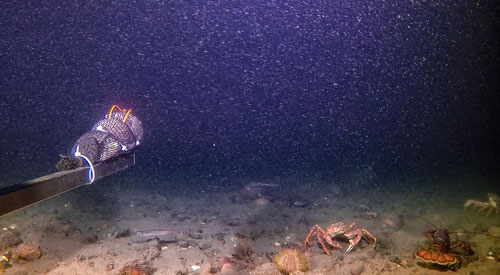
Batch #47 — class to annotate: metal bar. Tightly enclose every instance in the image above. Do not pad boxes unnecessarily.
[0,153,135,217]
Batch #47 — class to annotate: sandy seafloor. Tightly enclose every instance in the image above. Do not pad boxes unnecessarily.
[1,168,500,275]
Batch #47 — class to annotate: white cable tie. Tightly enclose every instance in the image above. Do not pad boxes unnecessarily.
[73,145,96,184]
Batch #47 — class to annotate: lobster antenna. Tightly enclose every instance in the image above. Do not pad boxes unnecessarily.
[417,216,440,229]
[417,216,494,237]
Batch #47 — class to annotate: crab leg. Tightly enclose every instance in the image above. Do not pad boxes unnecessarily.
[362,229,377,247]
[304,224,341,255]
[477,204,489,212]
[323,234,342,252]
[304,225,331,254]
[304,225,325,247]
[486,207,493,217]
[316,233,331,255]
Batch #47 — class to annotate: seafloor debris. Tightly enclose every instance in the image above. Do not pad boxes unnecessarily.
[0,229,22,250]
[133,229,181,243]
[232,241,255,268]
[219,262,238,275]
[0,250,13,273]
[291,200,309,208]
[217,256,232,270]
[357,203,377,218]
[274,248,308,274]
[382,215,401,229]
[55,154,82,171]
[249,263,281,275]
[14,243,41,261]
[118,260,156,275]
[235,182,280,202]
[80,232,98,244]
[114,228,131,238]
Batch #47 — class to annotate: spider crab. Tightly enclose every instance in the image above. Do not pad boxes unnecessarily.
[304,222,376,255]
[464,193,499,216]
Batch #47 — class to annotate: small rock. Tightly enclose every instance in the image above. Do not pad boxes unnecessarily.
[249,263,281,275]
[105,262,115,271]
[142,239,161,260]
[200,243,211,250]
[178,241,190,248]
[212,233,226,243]
[220,263,238,275]
[118,260,155,275]
[81,233,98,244]
[114,228,131,238]
[292,200,309,207]
[189,232,203,239]
[227,220,240,227]
[0,230,22,249]
[217,256,232,269]
[199,262,214,274]
[15,243,41,261]
[350,263,364,275]
[76,254,86,262]
[62,224,78,236]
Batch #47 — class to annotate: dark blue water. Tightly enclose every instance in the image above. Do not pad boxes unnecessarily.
[1,0,499,185]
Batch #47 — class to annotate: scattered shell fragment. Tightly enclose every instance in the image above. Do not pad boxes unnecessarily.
[8,224,19,230]
[191,265,201,271]
[292,200,309,207]
[274,242,281,246]
[366,211,377,218]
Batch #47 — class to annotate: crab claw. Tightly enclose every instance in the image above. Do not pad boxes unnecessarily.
[346,235,361,253]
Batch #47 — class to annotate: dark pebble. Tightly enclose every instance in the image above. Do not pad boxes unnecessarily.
[76,254,86,262]
[189,232,203,239]
[200,243,211,250]
[81,233,98,244]
[212,233,226,244]
[0,230,22,249]
[105,263,114,271]
[201,218,212,224]
[178,241,190,248]
[114,228,131,238]
[63,224,77,236]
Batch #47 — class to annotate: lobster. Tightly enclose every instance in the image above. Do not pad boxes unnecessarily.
[414,228,474,271]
